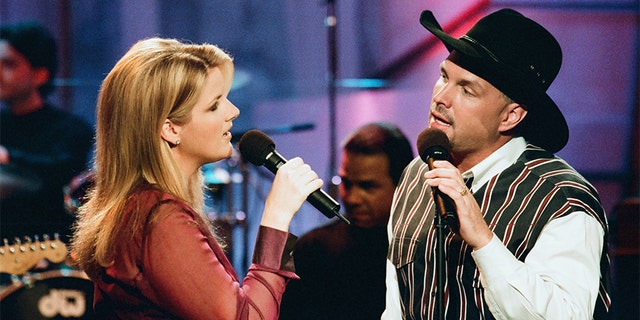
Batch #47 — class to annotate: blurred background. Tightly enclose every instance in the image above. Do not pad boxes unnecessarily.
[2,0,638,317]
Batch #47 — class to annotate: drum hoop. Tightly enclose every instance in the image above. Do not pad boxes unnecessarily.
[0,269,91,301]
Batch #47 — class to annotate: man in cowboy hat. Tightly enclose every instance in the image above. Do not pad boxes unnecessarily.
[383,8,610,319]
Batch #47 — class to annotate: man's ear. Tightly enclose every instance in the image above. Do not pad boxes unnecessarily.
[160,119,180,145]
[499,102,528,133]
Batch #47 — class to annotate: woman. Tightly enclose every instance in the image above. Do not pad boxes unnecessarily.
[72,38,322,319]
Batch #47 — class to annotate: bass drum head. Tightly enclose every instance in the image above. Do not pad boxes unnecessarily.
[1,270,95,319]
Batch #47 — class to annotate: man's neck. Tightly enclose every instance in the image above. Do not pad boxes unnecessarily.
[451,136,514,173]
[8,93,45,116]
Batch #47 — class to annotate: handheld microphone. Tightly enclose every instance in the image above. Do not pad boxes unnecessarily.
[238,129,350,224]
[416,128,458,232]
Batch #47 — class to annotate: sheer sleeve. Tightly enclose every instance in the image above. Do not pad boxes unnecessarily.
[139,201,298,320]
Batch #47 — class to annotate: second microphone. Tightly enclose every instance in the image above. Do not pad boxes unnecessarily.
[238,129,350,224]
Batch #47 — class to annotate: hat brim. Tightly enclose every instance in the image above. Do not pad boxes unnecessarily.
[419,11,568,153]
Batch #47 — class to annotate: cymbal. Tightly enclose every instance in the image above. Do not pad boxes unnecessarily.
[0,164,43,199]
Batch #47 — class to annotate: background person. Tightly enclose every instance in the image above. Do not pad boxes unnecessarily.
[280,122,414,320]
[0,21,93,243]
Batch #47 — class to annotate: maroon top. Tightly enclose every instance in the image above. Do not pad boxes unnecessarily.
[90,186,298,319]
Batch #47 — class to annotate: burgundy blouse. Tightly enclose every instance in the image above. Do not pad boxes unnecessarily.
[90,187,298,319]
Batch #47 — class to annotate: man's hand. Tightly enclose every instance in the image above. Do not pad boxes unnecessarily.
[424,160,493,250]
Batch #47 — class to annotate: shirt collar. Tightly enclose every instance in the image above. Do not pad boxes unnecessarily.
[463,137,526,192]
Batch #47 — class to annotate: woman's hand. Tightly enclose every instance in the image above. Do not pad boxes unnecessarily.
[261,157,323,231]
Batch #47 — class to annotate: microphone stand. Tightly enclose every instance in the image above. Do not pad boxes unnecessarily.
[325,0,339,200]
[428,158,446,320]
[435,203,446,320]
[239,159,249,272]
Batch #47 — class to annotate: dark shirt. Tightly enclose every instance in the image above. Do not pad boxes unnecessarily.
[280,219,389,320]
[0,104,93,243]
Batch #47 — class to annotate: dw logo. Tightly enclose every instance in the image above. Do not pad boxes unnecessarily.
[38,288,87,317]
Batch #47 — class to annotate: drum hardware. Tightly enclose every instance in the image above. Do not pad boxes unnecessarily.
[63,170,95,215]
[0,163,43,200]
[202,146,264,271]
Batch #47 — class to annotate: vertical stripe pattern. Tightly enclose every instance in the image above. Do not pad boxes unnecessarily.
[388,145,611,319]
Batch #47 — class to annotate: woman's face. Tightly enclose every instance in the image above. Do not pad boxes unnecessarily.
[173,67,239,169]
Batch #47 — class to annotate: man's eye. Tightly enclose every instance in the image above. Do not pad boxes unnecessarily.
[360,182,374,190]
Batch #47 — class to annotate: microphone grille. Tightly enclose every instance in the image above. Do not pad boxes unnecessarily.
[416,128,451,161]
[238,129,275,166]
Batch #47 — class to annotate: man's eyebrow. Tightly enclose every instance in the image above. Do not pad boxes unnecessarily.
[440,61,485,93]
[458,76,485,94]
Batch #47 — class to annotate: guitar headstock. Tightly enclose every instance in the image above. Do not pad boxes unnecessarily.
[0,234,68,275]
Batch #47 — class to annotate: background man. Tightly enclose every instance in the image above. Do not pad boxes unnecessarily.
[0,21,94,243]
[280,122,414,320]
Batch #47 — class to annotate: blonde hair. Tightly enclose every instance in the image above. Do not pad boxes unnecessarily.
[72,38,233,276]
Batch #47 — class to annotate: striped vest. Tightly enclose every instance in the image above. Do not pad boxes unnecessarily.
[388,145,611,319]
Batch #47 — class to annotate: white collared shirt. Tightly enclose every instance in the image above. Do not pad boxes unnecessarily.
[382,137,604,319]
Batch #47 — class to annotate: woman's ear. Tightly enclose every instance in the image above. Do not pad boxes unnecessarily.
[161,119,180,146]
[499,102,528,133]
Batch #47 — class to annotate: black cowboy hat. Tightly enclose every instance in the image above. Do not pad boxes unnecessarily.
[420,8,568,153]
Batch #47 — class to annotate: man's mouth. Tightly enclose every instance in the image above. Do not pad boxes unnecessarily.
[432,112,452,126]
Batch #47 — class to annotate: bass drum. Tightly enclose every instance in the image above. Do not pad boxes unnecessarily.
[1,270,95,319]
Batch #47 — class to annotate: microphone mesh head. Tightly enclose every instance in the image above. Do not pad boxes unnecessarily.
[238,129,275,166]
[416,128,451,162]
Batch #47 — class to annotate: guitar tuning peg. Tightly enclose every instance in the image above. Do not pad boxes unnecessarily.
[13,237,21,245]
[34,235,40,242]
[53,233,60,240]
[24,236,32,243]
[43,234,50,241]
[3,238,8,246]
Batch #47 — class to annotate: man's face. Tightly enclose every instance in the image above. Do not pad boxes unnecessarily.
[338,151,396,228]
[429,59,515,157]
[0,41,43,104]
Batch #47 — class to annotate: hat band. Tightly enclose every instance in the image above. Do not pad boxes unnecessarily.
[460,35,501,63]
